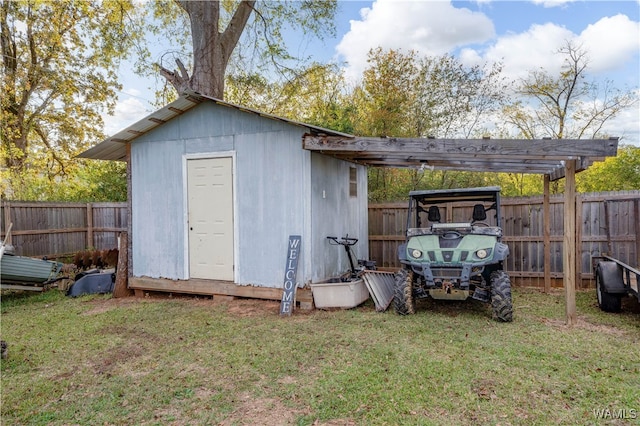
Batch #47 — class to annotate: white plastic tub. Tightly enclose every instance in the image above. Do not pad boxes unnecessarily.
[310,278,370,309]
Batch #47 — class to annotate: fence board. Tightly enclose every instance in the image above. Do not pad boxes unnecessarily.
[368,191,640,288]
[1,201,127,259]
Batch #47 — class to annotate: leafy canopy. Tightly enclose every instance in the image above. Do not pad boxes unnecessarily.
[1,0,144,200]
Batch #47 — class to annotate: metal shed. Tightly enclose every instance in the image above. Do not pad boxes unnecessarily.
[80,92,369,307]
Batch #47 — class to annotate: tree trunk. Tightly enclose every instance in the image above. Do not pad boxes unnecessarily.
[164,0,256,99]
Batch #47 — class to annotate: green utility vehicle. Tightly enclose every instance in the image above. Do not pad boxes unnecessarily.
[394,187,513,321]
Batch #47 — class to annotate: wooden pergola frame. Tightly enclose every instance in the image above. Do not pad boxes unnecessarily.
[303,135,620,325]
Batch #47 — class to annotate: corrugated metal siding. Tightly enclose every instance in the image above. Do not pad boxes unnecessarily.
[234,130,311,287]
[131,138,186,279]
[129,101,367,287]
[310,154,368,282]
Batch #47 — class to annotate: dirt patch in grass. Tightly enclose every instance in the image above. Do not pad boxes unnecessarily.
[218,394,357,426]
[225,298,281,317]
[217,393,299,425]
[539,316,626,336]
[91,340,147,376]
[80,296,142,316]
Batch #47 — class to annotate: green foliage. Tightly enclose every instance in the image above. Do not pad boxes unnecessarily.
[354,48,420,137]
[1,0,144,200]
[354,48,508,200]
[1,160,126,202]
[225,62,356,134]
[577,145,640,192]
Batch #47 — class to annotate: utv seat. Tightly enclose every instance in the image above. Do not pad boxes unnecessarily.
[428,206,441,223]
[472,204,487,224]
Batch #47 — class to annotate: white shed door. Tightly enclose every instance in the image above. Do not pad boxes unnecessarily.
[187,157,234,280]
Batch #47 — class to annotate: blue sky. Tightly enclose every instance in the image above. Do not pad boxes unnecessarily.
[107,0,640,145]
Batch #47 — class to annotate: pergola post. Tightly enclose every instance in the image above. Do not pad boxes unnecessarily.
[563,160,577,325]
[543,175,551,293]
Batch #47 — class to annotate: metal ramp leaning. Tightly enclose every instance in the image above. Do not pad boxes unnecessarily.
[362,270,396,312]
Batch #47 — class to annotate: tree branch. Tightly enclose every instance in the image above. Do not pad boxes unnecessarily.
[220,1,256,66]
[158,58,191,93]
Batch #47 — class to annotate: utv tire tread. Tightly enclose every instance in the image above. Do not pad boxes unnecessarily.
[394,269,415,315]
[490,270,513,322]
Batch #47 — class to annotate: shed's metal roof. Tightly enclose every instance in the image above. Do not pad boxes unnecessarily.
[79,91,354,161]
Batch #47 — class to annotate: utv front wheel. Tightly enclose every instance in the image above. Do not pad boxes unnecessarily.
[490,270,513,322]
[394,269,415,315]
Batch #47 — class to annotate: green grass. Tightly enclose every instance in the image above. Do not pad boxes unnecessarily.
[1,288,639,425]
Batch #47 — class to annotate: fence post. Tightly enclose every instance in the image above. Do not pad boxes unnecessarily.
[575,193,583,288]
[543,175,551,293]
[3,201,12,245]
[113,232,132,298]
[86,203,93,249]
[563,160,577,326]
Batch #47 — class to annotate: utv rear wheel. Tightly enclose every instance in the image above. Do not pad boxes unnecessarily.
[490,270,513,322]
[394,269,415,315]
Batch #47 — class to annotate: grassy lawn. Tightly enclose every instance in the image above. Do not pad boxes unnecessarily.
[1,288,639,425]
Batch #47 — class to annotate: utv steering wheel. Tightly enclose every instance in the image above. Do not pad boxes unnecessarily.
[442,231,461,239]
[472,221,490,227]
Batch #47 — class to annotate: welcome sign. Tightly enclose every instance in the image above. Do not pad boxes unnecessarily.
[280,235,301,316]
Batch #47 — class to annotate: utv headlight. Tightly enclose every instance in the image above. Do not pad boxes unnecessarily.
[476,249,488,259]
[411,249,423,259]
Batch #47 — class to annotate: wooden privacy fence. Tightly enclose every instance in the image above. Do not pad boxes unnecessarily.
[369,191,640,289]
[1,202,127,258]
[3,192,639,288]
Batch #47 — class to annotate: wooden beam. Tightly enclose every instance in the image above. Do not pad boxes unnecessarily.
[548,157,593,180]
[303,135,619,161]
[576,193,584,284]
[129,276,314,306]
[563,160,577,326]
[544,175,551,294]
[86,203,93,249]
[5,227,125,237]
[0,284,43,292]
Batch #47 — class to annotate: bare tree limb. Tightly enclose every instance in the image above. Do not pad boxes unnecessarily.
[158,58,191,93]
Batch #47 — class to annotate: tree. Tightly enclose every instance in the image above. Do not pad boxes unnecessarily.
[1,0,144,197]
[503,40,638,140]
[353,48,420,138]
[577,145,640,192]
[224,62,354,133]
[157,0,338,99]
[353,48,507,201]
[499,40,638,195]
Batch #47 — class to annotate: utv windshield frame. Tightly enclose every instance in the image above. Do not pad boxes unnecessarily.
[406,186,502,232]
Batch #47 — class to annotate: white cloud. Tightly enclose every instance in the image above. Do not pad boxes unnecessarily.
[601,89,640,146]
[479,23,574,82]
[531,0,576,8]
[336,0,494,80]
[103,96,149,136]
[578,14,640,74]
